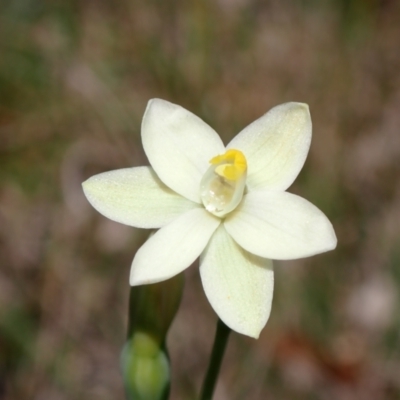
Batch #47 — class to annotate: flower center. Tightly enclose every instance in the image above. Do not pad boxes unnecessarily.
[200,149,247,217]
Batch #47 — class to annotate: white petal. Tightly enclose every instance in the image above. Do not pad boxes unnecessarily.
[227,102,312,191]
[200,225,274,338]
[82,166,197,228]
[130,208,220,285]
[225,191,337,260]
[141,99,225,203]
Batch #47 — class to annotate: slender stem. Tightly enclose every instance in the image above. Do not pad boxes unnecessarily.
[200,318,231,400]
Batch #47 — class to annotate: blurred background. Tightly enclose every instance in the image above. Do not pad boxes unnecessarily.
[1,0,400,399]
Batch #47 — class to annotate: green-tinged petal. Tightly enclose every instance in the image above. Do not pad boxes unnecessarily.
[200,225,274,338]
[141,99,225,203]
[225,191,337,260]
[82,166,197,229]
[227,102,311,192]
[130,208,220,285]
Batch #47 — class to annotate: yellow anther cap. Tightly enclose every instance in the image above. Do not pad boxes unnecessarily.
[200,149,247,217]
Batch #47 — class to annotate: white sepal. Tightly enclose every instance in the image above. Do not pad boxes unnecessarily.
[225,191,337,260]
[130,208,220,285]
[200,225,274,338]
[228,102,311,192]
[82,166,197,228]
[141,99,225,203]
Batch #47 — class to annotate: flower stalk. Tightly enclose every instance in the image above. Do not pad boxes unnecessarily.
[200,318,231,400]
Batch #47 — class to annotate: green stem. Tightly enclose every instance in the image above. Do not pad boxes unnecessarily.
[200,318,231,400]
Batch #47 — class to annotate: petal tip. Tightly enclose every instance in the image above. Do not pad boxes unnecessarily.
[145,98,171,114]
[315,221,338,256]
[231,322,264,339]
[129,272,142,287]
[142,98,168,125]
[130,268,177,287]
[81,177,91,189]
[129,267,156,287]
[322,219,338,253]
[328,229,338,251]
[146,97,164,107]
[217,316,263,339]
[294,102,309,109]
[246,329,261,339]
[287,102,310,116]
[81,177,95,199]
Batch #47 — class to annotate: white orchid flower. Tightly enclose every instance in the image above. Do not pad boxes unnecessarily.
[82,99,337,338]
